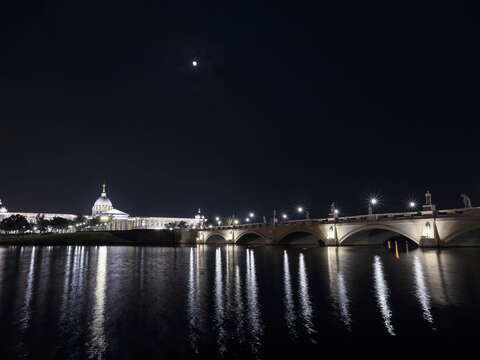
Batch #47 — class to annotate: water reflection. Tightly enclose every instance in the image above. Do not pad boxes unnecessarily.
[413,255,434,327]
[0,245,479,358]
[327,248,351,331]
[20,247,36,331]
[214,248,226,354]
[283,251,297,338]
[88,246,108,358]
[234,264,245,343]
[373,255,395,335]
[298,253,316,338]
[188,248,200,353]
[246,249,263,353]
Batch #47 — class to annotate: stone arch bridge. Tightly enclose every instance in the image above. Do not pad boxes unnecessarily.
[194,207,480,247]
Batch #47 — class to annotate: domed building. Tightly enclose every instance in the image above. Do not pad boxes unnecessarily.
[92,184,129,219]
[1,184,203,231]
[92,184,114,216]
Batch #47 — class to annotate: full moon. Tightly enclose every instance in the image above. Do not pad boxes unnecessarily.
[192,60,198,67]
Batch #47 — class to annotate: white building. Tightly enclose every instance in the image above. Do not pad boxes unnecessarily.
[0,184,204,231]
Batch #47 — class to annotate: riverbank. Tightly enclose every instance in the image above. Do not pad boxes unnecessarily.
[0,229,178,246]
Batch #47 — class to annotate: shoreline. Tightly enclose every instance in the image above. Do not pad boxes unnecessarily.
[0,230,178,246]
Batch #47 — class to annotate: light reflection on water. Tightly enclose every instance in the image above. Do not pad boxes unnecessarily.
[214,247,226,355]
[373,255,395,335]
[413,255,435,327]
[88,246,107,358]
[327,247,351,331]
[283,250,296,338]
[246,248,263,354]
[298,252,316,339]
[0,246,479,358]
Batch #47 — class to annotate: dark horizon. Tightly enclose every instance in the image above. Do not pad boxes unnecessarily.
[1,1,479,219]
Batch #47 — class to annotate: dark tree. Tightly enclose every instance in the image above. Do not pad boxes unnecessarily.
[165,221,189,229]
[50,217,71,233]
[73,214,87,225]
[88,217,101,227]
[0,214,31,234]
[35,214,50,233]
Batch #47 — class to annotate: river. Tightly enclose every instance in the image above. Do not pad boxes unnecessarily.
[0,245,478,358]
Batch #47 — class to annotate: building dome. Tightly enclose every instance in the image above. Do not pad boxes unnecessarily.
[92,184,113,216]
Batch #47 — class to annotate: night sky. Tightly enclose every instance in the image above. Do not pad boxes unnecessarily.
[1,1,479,219]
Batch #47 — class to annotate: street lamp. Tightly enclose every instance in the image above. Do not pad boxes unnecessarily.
[249,212,254,218]
[234,219,239,225]
[245,218,250,222]
[282,213,288,220]
[369,198,377,215]
[297,206,310,219]
[409,201,416,209]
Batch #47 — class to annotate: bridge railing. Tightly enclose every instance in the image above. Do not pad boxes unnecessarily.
[203,207,480,230]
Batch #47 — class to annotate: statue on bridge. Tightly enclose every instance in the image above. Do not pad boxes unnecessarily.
[460,194,472,208]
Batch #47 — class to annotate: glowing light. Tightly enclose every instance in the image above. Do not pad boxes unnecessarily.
[234,219,239,225]
[282,213,288,219]
[245,218,250,222]
[192,60,198,67]
[297,207,303,213]
[327,226,335,240]
[423,222,434,238]
[370,198,377,205]
[334,209,339,214]
[409,201,416,208]
[249,212,254,218]
[215,217,220,221]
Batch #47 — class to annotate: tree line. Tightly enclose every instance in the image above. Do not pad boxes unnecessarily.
[0,214,102,235]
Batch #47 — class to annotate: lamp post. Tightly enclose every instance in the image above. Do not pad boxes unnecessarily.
[369,198,377,215]
[409,201,416,210]
[297,206,310,219]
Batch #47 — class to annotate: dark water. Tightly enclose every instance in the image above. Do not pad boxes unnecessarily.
[0,245,479,359]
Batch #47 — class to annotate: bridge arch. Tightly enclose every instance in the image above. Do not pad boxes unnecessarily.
[235,231,266,245]
[443,224,480,246]
[205,233,228,244]
[340,224,419,246]
[278,229,325,246]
